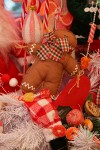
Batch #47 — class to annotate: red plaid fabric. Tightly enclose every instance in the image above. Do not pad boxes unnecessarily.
[37,32,74,61]
[24,97,61,128]
[96,85,100,106]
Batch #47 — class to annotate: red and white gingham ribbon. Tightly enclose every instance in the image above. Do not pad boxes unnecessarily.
[24,97,61,128]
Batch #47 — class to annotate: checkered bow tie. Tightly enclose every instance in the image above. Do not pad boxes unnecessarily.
[37,31,74,61]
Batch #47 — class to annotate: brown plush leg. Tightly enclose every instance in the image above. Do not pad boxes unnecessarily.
[21,61,46,93]
[21,59,64,96]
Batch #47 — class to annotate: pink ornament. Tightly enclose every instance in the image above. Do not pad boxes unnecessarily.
[21,0,41,27]
[66,109,84,126]
[22,8,43,44]
[22,0,40,14]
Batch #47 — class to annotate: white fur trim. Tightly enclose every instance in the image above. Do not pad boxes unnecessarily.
[17,55,33,66]
[43,121,62,142]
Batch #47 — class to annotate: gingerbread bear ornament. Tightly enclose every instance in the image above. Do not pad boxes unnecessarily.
[21,29,79,96]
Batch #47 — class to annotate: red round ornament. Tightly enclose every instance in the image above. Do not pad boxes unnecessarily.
[1,74,10,83]
[66,109,84,126]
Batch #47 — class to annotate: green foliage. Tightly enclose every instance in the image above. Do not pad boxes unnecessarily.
[91,117,100,137]
[57,106,72,125]
[86,93,94,101]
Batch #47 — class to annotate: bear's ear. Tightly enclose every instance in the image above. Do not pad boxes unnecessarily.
[54,29,77,48]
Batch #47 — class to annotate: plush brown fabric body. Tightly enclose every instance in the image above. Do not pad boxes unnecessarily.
[21,29,79,96]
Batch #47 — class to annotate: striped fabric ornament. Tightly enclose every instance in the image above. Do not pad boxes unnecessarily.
[22,7,43,44]
[37,32,74,61]
[96,85,100,106]
[22,0,40,15]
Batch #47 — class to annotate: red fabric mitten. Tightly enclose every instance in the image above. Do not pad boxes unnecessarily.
[54,75,90,109]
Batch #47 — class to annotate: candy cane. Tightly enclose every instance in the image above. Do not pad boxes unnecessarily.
[21,0,27,27]
[88,23,96,43]
[86,2,98,56]
[22,0,28,14]
[43,0,49,31]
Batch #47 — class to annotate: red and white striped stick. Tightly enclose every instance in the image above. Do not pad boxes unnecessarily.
[43,0,49,31]
[86,2,98,56]
[21,0,27,27]
[88,23,96,43]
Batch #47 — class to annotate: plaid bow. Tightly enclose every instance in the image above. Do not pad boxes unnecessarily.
[37,31,74,61]
[96,85,100,106]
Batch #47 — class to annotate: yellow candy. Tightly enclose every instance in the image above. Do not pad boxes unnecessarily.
[23,92,34,102]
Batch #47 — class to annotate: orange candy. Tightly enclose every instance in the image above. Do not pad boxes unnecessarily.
[40,1,57,16]
[83,118,93,131]
[60,12,73,26]
[65,127,79,140]
[52,125,66,137]
[81,56,91,70]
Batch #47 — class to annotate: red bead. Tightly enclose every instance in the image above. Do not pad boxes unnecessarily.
[52,125,66,137]
[1,74,11,83]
